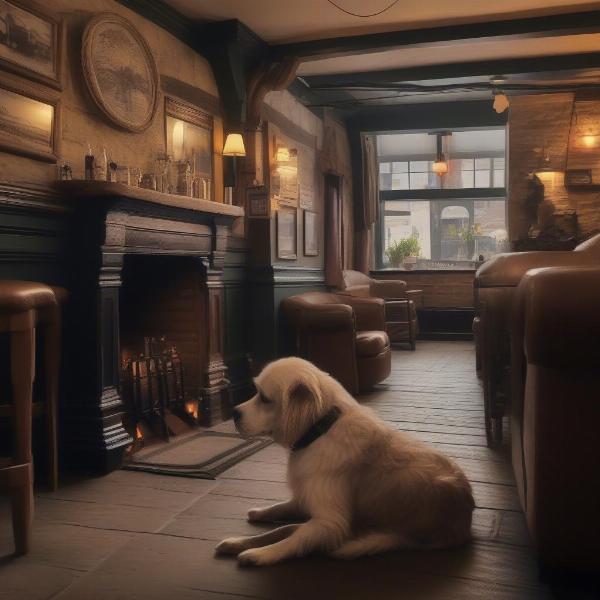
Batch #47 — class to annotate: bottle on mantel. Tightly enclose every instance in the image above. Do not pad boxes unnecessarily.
[85,144,95,180]
[94,147,107,181]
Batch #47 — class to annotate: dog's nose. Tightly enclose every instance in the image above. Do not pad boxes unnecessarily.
[232,407,241,422]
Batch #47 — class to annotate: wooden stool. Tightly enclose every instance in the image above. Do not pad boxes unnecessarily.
[0,281,64,555]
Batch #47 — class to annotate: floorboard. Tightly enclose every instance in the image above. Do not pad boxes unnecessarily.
[1,341,581,599]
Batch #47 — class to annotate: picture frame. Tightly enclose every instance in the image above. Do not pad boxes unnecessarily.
[165,96,214,199]
[276,208,297,260]
[0,70,60,162]
[247,185,270,218]
[303,210,318,256]
[565,168,593,188]
[0,0,62,89]
[82,13,159,132]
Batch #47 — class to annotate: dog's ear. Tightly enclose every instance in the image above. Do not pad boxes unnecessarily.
[281,375,324,445]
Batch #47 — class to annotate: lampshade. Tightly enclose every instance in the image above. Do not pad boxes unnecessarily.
[222,133,246,157]
[493,93,510,114]
[432,160,448,176]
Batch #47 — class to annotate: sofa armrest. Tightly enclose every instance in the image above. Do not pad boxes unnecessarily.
[342,296,386,331]
[474,250,597,288]
[405,289,424,309]
[523,266,600,369]
[369,279,407,299]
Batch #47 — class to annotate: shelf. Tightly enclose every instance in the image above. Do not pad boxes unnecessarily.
[55,180,244,218]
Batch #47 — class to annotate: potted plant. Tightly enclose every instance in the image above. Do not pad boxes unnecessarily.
[385,236,420,269]
[459,224,481,259]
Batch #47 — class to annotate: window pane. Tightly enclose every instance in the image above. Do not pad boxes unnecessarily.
[475,158,491,170]
[392,161,408,173]
[453,158,474,171]
[493,157,505,169]
[391,173,409,190]
[381,199,508,270]
[493,169,505,187]
[457,171,474,188]
[410,172,432,189]
[379,162,391,173]
[410,160,429,173]
[379,173,392,190]
[475,170,490,187]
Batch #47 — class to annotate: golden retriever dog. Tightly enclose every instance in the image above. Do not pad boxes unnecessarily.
[215,357,474,567]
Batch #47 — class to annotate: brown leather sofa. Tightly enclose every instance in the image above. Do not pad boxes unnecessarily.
[509,266,600,571]
[473,233,600,445]
[339,270,421,349]
[281,291,391,394]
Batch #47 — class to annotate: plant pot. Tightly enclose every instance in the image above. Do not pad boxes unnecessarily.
[403,255,417,270]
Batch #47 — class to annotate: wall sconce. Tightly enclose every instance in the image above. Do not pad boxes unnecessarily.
[222,133,246,157]
[579,133,600,149]
[222,133,246,191]
[275,146,291,163]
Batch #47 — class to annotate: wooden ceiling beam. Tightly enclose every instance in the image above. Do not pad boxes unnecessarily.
[275,10,600,61]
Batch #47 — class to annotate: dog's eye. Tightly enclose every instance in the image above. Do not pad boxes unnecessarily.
[259,394,272,404]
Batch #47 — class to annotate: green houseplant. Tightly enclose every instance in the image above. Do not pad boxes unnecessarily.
[385,236,420,268]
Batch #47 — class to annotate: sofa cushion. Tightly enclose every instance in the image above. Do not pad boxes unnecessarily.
[355,330,389,357]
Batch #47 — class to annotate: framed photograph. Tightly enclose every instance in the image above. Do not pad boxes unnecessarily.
[303,210,318,256]
[565,169,593,188]
[277,208,297,260]
[247,185,269,218]
[0,72,59,162]
[166,96,213,181]
[0,0,62,88]
[82,13,159,132]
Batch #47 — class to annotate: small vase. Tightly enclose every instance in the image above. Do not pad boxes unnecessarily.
[403,256,417,270]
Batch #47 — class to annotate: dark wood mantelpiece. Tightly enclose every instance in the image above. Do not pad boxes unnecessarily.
[57,182,244,472]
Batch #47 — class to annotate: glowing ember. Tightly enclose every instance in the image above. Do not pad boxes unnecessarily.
[185,400,198,420]
[135,426,143,440]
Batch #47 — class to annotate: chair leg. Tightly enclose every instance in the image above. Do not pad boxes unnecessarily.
[10,325,35,554]
[10,463,33,555]
[42,310,61,491]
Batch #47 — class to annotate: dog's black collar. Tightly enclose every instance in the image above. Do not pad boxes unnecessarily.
[290,406,341,452]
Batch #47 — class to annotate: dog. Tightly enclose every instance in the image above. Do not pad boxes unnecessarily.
[215,357,474,567]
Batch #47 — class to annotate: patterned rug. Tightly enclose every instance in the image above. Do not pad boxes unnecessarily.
[123,431,271,479]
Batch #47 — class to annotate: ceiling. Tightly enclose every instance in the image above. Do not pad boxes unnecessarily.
[165,0,597,44]
[162,0,600,111]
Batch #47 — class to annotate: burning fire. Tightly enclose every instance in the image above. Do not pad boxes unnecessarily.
[185,400,199,420]
[135,425,143,440]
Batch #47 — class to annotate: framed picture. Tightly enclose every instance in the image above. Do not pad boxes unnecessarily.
[303,210,318,256]
[247,185,270,218]
[0,0,62,88]
[565,169,593,188]
[277,208,297,260]
[82,13,159,132]
[0,72,59,162]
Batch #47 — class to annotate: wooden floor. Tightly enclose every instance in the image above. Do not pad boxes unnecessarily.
[0,342,577,599]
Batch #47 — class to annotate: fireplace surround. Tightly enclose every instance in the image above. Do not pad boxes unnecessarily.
[60,181,243,472]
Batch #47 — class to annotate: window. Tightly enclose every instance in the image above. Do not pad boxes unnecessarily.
[376,128,507,270]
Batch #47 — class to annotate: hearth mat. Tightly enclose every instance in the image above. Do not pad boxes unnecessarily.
[122,431,271,479]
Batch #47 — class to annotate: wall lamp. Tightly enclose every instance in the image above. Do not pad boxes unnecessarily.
[223,133,246,189]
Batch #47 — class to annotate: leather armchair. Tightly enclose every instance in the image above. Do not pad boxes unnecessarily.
[509,266,600,571]
[281,292,391,394]
[339,270,421,348]
[473,233,600,446]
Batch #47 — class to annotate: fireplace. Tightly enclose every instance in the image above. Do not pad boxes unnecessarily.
[60,181,243,472]
[119,255,216,445]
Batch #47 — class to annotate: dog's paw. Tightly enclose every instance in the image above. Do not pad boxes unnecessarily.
[237,547,279,567]
[247,508,266,522]
[215,537,246,556]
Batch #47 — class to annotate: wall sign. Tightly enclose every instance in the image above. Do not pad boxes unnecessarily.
[303,210,318,256]
[82,13,159,132]
[276,208,297,260]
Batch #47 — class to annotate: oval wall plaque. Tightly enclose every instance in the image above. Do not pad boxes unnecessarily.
[82,13,159,132]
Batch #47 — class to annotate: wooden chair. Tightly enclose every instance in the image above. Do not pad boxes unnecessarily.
[0,281,65,555]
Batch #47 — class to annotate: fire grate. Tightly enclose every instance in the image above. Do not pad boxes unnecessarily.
[121,336,194,445]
